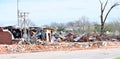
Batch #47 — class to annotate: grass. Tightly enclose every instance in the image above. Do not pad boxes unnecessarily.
[115,57,120,59]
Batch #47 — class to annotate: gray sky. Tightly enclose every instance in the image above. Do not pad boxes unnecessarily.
[0,0,120,26]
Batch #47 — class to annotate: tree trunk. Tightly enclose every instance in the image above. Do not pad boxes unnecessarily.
[100,9,104,36]
[101,22,104,36]
[99,0,120,39]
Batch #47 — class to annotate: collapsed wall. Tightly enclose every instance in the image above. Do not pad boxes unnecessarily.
[0,27,12,44]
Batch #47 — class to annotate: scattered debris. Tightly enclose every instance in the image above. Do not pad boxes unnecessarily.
[0,41,120,54]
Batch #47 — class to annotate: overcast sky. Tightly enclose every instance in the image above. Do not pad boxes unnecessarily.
[0,0,120,26]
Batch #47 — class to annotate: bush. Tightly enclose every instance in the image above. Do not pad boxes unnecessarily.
[115,57,120,59]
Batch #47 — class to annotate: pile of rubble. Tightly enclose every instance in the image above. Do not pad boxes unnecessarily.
[107,41,120,48]
[0,44,45,54]
[0,41,120,54]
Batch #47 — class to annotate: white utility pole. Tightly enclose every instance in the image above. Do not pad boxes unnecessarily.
[17,0,20,27]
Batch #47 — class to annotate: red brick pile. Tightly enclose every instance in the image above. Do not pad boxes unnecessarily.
[0,41,120,54]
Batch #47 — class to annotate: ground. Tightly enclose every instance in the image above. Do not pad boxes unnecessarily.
[0,48,120,59]
[0,41,120,59]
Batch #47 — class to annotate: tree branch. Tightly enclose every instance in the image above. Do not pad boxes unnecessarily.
[103,0,108,12]
[99,0,104,22]
[99,0,103,12]
[99,0,102,5]
[104,3,120,23]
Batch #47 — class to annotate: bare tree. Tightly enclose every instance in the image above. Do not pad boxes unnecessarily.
[50,22,59,28]
[99,0,120,36]
[80,16,90,32]
[50,22,66,31]
[66,21,75,31]
[68,16,91,34]
[110,20,120,32]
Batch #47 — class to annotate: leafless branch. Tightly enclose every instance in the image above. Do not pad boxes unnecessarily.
[99,0,103,12]
[104,3,120,23]
[103,0,108,12]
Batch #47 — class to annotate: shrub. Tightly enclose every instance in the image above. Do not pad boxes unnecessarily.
[115,57,120,59]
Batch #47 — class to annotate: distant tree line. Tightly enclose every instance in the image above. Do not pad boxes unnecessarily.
[43,16,120,35]
[43,0,120,35]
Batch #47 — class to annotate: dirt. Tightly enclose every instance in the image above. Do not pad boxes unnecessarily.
[0,41,120,54]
